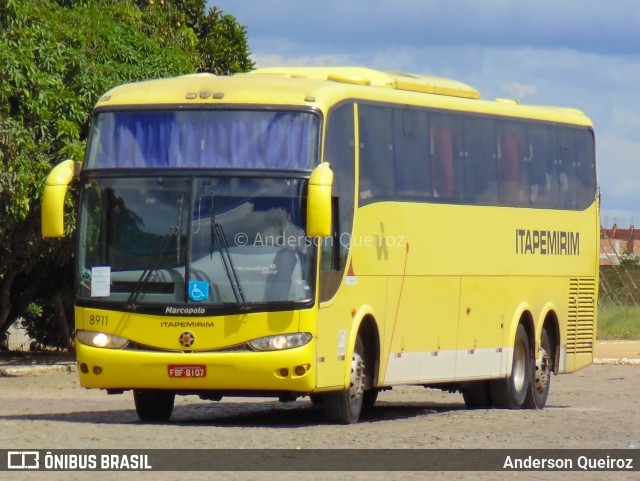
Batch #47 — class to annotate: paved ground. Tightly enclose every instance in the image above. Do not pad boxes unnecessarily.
[593,340,640,362]
[1,341,638,481]
[1,340,639,377]
[1,361,639,481]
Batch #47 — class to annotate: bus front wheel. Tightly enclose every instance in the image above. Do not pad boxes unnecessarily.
[323,335,367,424]
[491,324,530,409]
[133,389,175,422]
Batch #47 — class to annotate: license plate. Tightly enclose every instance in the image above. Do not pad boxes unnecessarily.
[168,365,207,378]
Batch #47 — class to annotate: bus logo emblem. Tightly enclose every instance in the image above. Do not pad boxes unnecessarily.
[179,332,195,347]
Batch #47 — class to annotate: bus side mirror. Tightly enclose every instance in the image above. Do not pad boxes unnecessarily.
[41,159,81,238]
[306,162,334,238]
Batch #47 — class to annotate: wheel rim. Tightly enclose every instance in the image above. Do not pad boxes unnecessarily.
[534,347,550,393]
[513,340,527,392]
[349,350,366,405]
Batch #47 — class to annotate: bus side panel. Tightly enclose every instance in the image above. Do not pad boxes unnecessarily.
[495,275,596,375]
[382,276,460,384]
[455,276,506,380]
[570,352,594,372]
[561,276,597,373]
[316,276,387,390]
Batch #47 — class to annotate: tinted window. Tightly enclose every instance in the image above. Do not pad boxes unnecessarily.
[528,124,558,207]
[320,103,356,301]
[393,108,430,199]
[430,113,463,201]
[497,121,527,205]
[357,101,596,211]
[359,105,394,203]
[463,117,498,205]
[575,129,597,209]
[87,110,320,170]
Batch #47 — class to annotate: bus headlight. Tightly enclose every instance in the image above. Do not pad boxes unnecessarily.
[248,333,312,351]
[76,330,129,349]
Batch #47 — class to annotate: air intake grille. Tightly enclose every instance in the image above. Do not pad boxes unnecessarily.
[567,278,596,354]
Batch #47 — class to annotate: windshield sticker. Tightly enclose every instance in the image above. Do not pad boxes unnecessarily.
[91,266,111,297]
[189,281,209,302]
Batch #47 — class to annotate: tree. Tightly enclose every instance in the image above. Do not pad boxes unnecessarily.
[0,0,253,348]
[156,0,253,74]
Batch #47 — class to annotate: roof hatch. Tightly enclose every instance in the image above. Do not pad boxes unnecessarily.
[243,66,480,99]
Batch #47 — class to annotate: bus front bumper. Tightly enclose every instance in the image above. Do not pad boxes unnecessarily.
[76,341,316,393]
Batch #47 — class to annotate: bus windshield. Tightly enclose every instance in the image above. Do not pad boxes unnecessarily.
[85,110,319,170]
[77,176,314,311]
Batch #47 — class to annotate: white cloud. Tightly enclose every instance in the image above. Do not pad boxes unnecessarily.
[597,111,640,214]
[501,83,538,101]
[213,0,640,225]
[252,53,357,69]
[215,0,640,57]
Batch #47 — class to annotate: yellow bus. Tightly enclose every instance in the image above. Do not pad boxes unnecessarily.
[42,67,598,424]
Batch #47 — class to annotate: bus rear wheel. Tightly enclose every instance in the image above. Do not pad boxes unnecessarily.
[324,335,366,424]
[462,381,492,409]
[133,389,175,421]
[363,389,379,410]
[523,329,552,409]
[491,324,530,409]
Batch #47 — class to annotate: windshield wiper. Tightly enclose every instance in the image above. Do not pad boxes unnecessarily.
[127,193,185,309]
[126,226,178,310]
[210,197,248,311]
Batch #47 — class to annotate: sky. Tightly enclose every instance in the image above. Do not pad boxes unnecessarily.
[212,0,640,227]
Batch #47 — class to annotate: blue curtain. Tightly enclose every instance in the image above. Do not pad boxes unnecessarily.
[92,111,318,170]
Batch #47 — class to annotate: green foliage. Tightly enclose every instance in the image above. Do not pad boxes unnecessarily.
[597,304,640,340]
[195,7,254,74]
[599,264,640,306]
[619,253,640,271]
[21,301,64,350]
[0,0,252,348]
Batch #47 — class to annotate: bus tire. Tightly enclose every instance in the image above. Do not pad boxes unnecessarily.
[363,389,379,410]
[133,389,175,421]
[491,323,530,409]
[462,381,493,409]
[324,335,366,424]
[523,328,552,409]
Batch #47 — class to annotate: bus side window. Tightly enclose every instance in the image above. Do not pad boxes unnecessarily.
[463,117,498,205]
[359,105,394,203]
[320,102,355,302]
[527,124,556,208]
[558,128,577,209]
[430,114,460,201]
[575,128,597,209]
[438,128,454,199]
[498,122,527,205]
[393,108,430,200]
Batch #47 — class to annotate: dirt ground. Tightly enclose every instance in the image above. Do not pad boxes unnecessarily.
[0,361,638,481]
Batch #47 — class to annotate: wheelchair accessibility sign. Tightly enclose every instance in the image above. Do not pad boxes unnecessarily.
[188,281,209,302]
